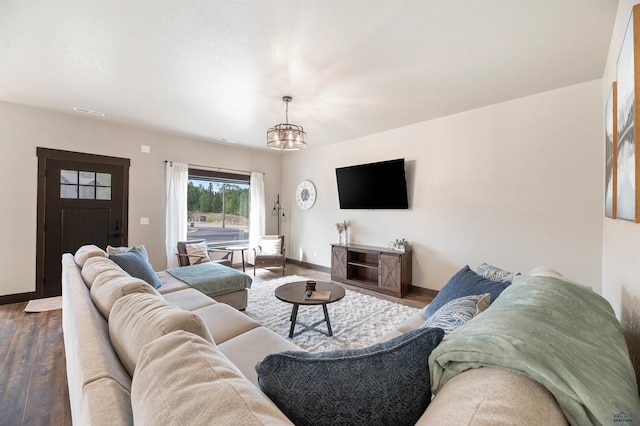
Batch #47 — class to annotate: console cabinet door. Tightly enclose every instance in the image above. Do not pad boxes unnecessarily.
[379,253,402,293]
[331,246,347,280]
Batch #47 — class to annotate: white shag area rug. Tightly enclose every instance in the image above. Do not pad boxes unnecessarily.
[244,275,419,352]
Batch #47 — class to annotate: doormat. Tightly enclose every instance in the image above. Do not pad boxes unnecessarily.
[24,296,62,313]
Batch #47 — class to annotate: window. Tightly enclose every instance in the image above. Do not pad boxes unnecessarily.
[187,169,249,247]
[60,169,112,200]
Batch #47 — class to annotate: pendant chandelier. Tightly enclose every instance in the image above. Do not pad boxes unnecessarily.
[267,96,307,150]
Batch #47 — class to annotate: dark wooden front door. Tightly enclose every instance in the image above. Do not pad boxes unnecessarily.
[36,148,130,298]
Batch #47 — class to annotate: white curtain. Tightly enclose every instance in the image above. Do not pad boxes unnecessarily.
[248,172,265,264]
[165,162,188,268]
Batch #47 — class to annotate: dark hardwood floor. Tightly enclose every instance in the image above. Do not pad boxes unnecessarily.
[0,264,433,425]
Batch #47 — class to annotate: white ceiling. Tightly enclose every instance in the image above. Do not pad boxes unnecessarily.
[0,1,618,151]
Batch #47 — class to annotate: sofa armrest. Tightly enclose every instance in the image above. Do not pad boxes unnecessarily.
[416,367,567,425]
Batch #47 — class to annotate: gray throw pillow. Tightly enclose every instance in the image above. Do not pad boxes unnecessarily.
[255,327,445,426]
[109,247,161,289]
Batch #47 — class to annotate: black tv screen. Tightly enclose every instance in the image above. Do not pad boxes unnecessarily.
[336,159,409,209]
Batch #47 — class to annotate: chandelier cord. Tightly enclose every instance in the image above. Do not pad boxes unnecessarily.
[285,101,289,124]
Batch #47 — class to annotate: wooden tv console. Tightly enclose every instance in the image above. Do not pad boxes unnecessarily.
[330,244,412,298]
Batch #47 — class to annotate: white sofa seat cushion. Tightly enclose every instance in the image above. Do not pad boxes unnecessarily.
[155,270,190,294]
[131,330,293,426]
[109,293,214,376]
[219,327,300,386]
[163,288,217,311]
[193,303,261,344]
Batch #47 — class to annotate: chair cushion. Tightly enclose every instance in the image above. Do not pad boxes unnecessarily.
[108,247,161,289]
[255,327,445,426]
[260,238,281,255]
[185,240,211,265]
[109,293,214,376]
[131,330,294,425]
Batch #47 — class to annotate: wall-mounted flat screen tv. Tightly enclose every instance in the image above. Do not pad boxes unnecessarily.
[336,158,409,209]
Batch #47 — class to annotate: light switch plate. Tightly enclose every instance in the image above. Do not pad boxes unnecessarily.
[140,217,150,225]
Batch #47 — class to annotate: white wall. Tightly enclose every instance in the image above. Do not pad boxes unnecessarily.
[282,81,604,292]
[0,101,283,296]
[601,0,640,325]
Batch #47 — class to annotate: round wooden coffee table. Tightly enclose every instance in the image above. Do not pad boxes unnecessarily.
[275,281,346,338]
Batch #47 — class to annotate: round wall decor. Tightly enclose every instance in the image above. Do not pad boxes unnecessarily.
[296,180,317,210]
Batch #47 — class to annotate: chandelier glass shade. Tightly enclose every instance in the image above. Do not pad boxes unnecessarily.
[267,96,307,150]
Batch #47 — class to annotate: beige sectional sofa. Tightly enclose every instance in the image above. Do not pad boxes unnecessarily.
[63,244,639,425]
[62,245,299,425]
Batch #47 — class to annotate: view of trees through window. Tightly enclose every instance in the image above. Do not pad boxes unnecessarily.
[187,172,250,246]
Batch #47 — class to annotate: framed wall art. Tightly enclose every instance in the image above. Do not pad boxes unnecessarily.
[616,5,640,222]
[606,82,617,219]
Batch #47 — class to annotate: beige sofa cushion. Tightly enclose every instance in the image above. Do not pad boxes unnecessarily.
[162,288,217,311]
[219,327,300,386]
[75,244,108,268]
[90,275,161,319]
[193,303,261,344]
[416,367,567,425]
[155,270,190,294]
[131,330,293,425]
[82,257,127,289]
[109,293,214,376]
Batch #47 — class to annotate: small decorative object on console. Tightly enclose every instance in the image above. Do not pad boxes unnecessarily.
[390,238,408,252]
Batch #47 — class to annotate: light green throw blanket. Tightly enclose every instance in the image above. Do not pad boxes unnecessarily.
[429,275,640,425]
[166,262,252,296]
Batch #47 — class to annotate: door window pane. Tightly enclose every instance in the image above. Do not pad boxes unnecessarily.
[96,173,111,186]
[79,186,95,199]
[96,187,111,200]
[60,170,78,184]
[60,184,78,199]
[59,170,111,200]
[79,171,96,185]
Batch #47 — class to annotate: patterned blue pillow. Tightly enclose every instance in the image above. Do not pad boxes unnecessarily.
[421,293,490,334]
[109,247,161,289]
[255,327,445,426]
[424,265,510,321]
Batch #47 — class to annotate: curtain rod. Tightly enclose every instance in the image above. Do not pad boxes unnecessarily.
[164,161,264,176]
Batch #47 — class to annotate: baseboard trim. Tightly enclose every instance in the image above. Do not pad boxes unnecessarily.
[286,258,331,274]
[0,291,37,306]
[410,286,439,298]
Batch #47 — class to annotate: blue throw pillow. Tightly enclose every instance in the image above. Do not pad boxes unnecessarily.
[424,265,510,320]
[255,327,445,426]
[109,247,161,289]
